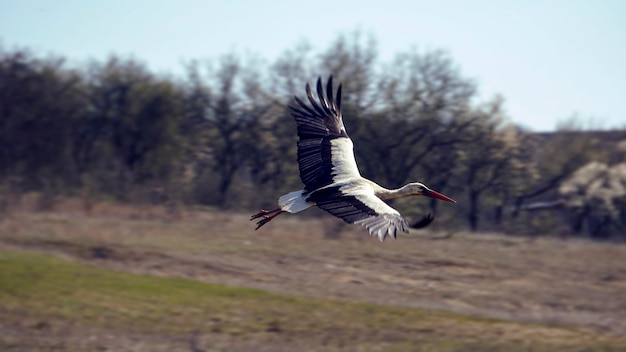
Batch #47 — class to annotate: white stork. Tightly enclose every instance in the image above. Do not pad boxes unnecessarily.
[251,76,456,241]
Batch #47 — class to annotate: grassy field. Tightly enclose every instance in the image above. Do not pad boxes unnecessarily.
[1,200,625,351]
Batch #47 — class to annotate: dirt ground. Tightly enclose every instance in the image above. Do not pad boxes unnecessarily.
[1,201,626,350]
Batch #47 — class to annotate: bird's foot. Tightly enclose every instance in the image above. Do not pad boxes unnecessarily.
[251,208,283,230]
[254,216,273,230]
[250,208,280,220]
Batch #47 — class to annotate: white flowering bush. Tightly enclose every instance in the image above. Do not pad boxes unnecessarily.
[559,162,626,236]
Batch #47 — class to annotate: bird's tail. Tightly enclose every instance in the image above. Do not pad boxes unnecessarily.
[278,190,313,214]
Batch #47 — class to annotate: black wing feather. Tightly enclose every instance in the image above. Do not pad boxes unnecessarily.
[335,84,342,111]
[307,184,409,241]
[317,78,331,112]
[306,82,328,117]
[307,186,376,223]
[326,77,334,107]
[292,96,318,118]
[289,76,350,193]
[410,213,435,229]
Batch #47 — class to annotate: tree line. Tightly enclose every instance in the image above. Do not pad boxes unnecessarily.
[1,34,624,239]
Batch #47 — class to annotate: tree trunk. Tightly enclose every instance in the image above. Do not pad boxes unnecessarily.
[494,205,503,227]
[468,190,479,232]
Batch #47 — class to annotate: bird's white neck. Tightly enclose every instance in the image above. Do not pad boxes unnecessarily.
[369,182,417,200]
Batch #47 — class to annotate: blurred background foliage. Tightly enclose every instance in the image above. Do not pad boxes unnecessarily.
[1,33,624,239]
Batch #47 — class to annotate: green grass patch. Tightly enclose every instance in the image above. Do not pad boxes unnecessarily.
[1,249,624,351]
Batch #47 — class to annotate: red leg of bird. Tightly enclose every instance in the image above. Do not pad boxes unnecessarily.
[250,208,281,220]
[250,208,284,230]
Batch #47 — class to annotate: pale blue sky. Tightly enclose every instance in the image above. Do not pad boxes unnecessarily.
[1,0,625,131]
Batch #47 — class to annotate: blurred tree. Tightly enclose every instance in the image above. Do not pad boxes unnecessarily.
[269,40,314,97]
[489,125,535,228]
[84,56,185,201]
[505,128,624,236]
[318,30,379,112]
[1,37,623,238]
[510,128,608,220]
[185,54,274,207]
[345,49,477,226]
[456,97,523,231]
[0,48,84,206]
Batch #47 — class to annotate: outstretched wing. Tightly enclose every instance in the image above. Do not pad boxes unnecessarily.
[306,183,409,242]
[290,77,409,241]
[289,76,361,193]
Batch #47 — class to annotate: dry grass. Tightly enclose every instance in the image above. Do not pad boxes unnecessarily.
[5,250,622,351]
[1,198,625,350]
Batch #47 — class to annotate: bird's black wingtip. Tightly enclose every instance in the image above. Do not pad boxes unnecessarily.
[410,213,435,229]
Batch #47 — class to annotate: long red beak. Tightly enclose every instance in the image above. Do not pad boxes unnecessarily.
[424,189,457,203]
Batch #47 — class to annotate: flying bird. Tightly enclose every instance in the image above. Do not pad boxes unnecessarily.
[251,76,456,241]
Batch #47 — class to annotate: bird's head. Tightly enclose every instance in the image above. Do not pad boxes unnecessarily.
[407,183,456,203]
